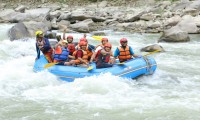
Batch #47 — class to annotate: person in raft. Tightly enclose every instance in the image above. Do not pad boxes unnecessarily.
[64,41,89,67]
[53,40,75,65]
[35,30,53,63]
[114,38,141,63]
[90,37,109,63]
[76,38,95,61]
[63,29,76,56]
[96,43,115,68]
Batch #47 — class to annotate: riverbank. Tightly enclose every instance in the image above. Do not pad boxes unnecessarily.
[1,0,200,42]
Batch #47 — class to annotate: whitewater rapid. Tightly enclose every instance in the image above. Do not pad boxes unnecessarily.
[0,24,200,120]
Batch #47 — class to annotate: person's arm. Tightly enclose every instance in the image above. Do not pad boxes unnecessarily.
[77,50,88,64]
[78,57,88,64]
[55,41,62,49]
[90,52,96,63]
[83,33,87,38]
[63,29,67,40]
[43,38,51,51]
[89,46,100,62]
[100,49,110,55]
[36,43,40,59]
[129,46,140,58]
[68,55,75,59]
[113,48,120,59]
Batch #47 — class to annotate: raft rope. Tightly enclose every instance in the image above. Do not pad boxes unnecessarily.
[143,56,153,75]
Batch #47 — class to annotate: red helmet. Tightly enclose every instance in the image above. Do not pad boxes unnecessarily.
[79,41,87,47]
[101,37,108,42]
[79,38,88,43]
[104,43,112,49]
[120,38,128,44]
[67,35,73,39]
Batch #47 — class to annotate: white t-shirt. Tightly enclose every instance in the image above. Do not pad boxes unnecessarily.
[95,46,103,52]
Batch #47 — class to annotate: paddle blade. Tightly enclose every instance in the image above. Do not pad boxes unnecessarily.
[87,66,93,71]
[92,36,102,41]
[44,63,57,69]
[143,50,160,56]
[116,62,125,65]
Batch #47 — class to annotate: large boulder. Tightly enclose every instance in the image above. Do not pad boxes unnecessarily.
[9,12,31,23]
[57,12,71,22]
[92,31,106,36]
[9,21,50,41]
[171,1,190,11]
[0,3,6,9]
[71,11,91,21]
[0,8,51,23]
[186,0,200,10]
[98,1,108,7]
[124,11,146,22]
[164,15,181,27]
[140,13,157,21]
[182,8,199,16]
[193,15,200,27]
[25,8,51,22]
[91,16,106,22]
[9,22,30,41]
[141,44,165,52]
[0,9,15,22]
[70,19,94,33]
[49,10,61,20]
[147,21,161,29]
[23,21,50,37]
[15,5,26,13]
[51,18,59,29]
[57,20,70,31]
[177,15,199,34]
[158,26,190,42]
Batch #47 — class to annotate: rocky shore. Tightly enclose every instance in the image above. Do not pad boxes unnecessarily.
[1,0,200,43]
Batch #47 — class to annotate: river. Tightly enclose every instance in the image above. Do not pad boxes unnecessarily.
[0,24,200,120]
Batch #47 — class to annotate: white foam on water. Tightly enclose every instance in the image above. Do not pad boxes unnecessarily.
[0,28,200,119]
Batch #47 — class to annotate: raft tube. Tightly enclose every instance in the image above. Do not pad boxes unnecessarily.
[33,55,157,82]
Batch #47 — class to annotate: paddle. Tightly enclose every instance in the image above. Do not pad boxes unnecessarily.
[44,62,64,69]
[143,50,160,56]
[92,36,102,41]
[44,62,94,71]
[87,66,93,71]
[115,62,125,65]
[44,62,58,69]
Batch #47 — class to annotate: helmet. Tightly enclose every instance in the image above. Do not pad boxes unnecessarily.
[79,41,87,47]
[101,37,108,42]
[79,38,88,43]
[67,35,73,39]
[120,38,128,44]
[35,30,43,36]
[104,43,112,49]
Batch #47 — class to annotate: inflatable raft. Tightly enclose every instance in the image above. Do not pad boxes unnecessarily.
[33,55,157,82]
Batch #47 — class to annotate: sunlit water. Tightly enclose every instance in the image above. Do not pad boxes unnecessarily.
[0,24,200,120]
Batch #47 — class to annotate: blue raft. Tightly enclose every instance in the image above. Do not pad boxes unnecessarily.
[33,55,157,82]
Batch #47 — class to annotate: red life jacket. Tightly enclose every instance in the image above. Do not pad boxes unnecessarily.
[95,49,101,62]
[96,49,110,63]
[73,50,88,61]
